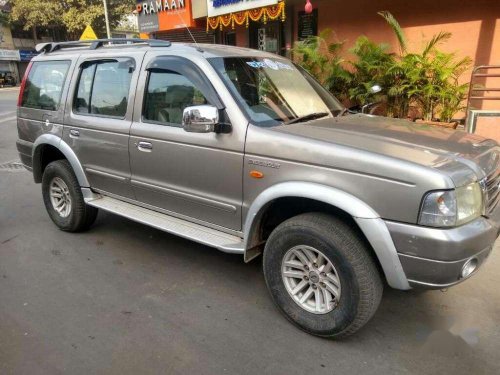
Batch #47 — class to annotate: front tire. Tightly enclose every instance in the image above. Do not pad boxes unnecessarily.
[42,160,98,232]
[263,213,383,338]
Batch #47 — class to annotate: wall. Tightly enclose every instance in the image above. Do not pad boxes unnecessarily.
[235,26,248,47]
[0,25,19,81]
[0,24,15,49]
[192,0,208,19]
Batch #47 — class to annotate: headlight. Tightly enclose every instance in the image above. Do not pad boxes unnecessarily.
[419,182,484,227]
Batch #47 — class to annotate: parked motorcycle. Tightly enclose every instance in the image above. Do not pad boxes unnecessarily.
[349,84,383,114]
[0,72,17,87]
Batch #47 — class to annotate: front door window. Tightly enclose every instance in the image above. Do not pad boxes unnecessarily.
[143,71,209,127]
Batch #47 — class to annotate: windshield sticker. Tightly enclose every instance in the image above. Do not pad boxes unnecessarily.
[263,58,279,70]
[246,59,293,71]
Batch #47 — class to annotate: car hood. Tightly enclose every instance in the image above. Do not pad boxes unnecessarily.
[273,114,499,186]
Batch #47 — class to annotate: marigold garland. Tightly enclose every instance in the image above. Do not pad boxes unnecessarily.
[207,1,285,31]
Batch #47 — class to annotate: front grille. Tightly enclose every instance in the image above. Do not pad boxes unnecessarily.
[485,167,500,215]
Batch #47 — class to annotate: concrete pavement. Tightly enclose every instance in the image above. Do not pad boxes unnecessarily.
[1,88,500,374]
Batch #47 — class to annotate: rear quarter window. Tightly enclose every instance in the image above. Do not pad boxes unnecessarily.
[21,60,71,111]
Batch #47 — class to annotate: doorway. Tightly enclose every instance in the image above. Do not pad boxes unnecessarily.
[225,32,237,46]
[249,20,284,55]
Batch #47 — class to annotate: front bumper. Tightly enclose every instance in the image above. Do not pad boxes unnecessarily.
[386,212,500,289]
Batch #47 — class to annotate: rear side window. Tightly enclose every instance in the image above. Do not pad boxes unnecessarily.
[21,61,70,110]
[74,59,134,118]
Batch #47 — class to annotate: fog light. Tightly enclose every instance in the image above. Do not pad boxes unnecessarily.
[461,258,478,278]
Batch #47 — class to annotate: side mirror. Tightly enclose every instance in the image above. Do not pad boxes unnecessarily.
[182,105,219,133]
[369,84,382,94]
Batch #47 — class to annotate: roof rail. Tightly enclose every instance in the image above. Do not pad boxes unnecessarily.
[35,38,172,53]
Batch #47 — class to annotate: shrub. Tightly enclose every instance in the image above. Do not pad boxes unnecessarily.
[293,11,472,122]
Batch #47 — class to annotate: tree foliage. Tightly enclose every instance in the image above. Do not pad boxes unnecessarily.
[9,0,135,38]
[378,11,407,55]
[10,0,62,30]
[377,14,471,121]
[0,10,10,26]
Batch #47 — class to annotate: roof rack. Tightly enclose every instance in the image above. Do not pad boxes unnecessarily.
[35,38,172,53]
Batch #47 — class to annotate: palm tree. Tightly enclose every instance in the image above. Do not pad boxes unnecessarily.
[378,11,471,121]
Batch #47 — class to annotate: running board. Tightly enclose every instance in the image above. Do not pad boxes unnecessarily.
[86,196,245,254]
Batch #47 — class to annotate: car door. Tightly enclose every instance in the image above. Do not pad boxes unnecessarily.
[62,51,145,199]
[17,58,74,155]
[129,54,246,231]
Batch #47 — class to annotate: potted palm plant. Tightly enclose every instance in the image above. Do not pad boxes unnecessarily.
[379,12,471,127]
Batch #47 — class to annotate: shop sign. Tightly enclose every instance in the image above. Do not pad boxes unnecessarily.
[207,0,278,17]
[19,50,39,62]
[0,49,20,61]
[298,8,317,40]
[136,0,194,33]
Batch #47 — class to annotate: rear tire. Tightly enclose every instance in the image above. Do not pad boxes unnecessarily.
[263,212,383,338]
[42,160,98,232]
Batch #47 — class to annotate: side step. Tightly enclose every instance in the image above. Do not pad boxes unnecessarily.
[86,196,245,254]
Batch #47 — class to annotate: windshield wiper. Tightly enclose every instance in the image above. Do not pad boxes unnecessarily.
[284,112,329,125]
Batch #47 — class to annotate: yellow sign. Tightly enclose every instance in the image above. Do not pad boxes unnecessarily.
[79,25,98,40]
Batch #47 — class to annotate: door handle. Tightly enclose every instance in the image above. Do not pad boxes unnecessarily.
[42,114,52,127]
[137,141,153,152]
[69,129,80,138]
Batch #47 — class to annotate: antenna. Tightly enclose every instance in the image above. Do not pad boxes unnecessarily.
[172,8,202,51]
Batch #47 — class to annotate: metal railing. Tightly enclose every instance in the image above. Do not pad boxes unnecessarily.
[466,65,500,134]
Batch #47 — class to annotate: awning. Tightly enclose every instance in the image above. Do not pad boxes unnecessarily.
[0,49,21,61]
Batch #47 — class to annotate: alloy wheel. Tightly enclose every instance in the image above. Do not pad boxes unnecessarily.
[281,245,341,314]
[49,177,72,218]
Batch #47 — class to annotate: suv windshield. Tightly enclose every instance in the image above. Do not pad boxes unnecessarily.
[209,57,343,127]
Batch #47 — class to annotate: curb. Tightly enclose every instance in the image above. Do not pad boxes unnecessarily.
[0,86,20,91]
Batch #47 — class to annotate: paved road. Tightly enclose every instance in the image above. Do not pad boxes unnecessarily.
[1,87,499,375]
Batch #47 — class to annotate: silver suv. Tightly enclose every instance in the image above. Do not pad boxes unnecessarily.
[16,39,500,338]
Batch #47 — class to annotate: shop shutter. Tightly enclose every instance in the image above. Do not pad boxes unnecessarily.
[0,61,11,72]
[155,28,215,44]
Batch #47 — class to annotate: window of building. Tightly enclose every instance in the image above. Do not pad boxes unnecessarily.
[21,60,70,111]
[143,70,209,127]
[74,59,134,118]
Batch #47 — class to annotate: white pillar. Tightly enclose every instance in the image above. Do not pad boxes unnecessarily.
[103,0,112,39]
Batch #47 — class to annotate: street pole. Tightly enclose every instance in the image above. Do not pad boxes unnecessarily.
[103,0,112,39]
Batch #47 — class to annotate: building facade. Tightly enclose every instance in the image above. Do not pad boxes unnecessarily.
[136,0,215,43]
[0,21,20,82]
[137,0,499,69]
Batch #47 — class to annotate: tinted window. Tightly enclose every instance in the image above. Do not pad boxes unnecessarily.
[21,61,70,110]
[143,70,209,126]
[74,60,133,118]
